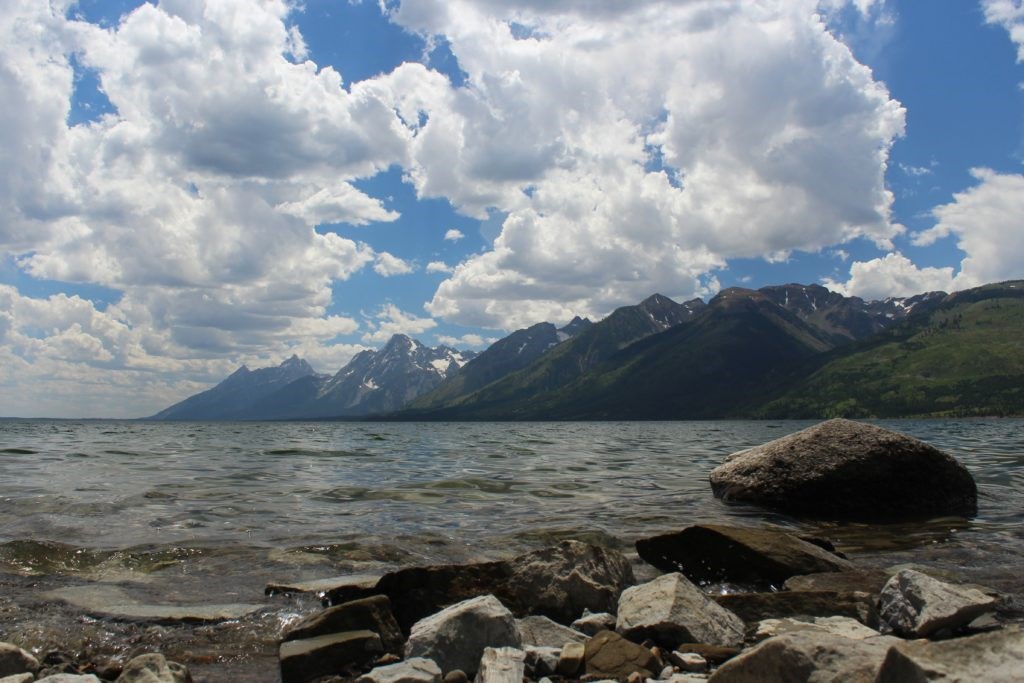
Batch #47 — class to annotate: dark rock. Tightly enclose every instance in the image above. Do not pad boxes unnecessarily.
[523,646,560,678]
[556,642,586,677]
[672,643,741,665]
[635,525,852,588]
[583,631,660,680]
[707,632,900,682]
[517,615,588,648]
[875,625,1024,682]
[0,643,40,677]
[782,568,890,594]
[375,541,634,632]
[283,595,404,655]
[615,573,745,648]
[279,630,384,683]
[441,670,468,683]
[713,590,879,628]
[404,595,521,676]
[356,657,442,683]
[878,568,997,638]
[115,653,191,683]
[708,419,977,520]
[571,610,616,636]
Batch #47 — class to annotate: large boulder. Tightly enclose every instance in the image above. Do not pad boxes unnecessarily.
[283,595,404,654]
[0,643,39,677]
[708,419,977,520]
[404,595,522,676]
[878,569,997,638]
[635,525,852,588]
[279,630,384,683]
[708,632,901,682]
[615,573,745,648]
[875,625,1024,682]
[376,541,633,631]
[583,631,661,680]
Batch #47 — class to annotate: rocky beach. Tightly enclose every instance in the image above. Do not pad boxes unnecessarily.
[1,419,1022,682]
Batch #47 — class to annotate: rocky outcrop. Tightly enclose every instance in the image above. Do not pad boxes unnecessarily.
[0,643,39,678]
[875,625,1024,682]
[714,590,879,628]
[708,419,977,520]
[583,631,660,680]
[878,569,997,637]
[279,630,384,683]
[356,657,442,683]
[474,647,525,683]
[404,595,522,676]
[516,615,587,648]
[114,654,191,683]
[283,595,404,654]
[615,573,745,648]
[376,541,633,631]
[635,525,852,588]
[708,632,901,682]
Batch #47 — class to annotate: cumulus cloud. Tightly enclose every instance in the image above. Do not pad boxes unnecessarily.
[823,252,955,300]
[426,260,454,274]
[436,332,498,348]
[983,0,1024,60]
[443,228,465,241]
[361,304,437,343]
[374,252,415,276]
[377,0,905,328]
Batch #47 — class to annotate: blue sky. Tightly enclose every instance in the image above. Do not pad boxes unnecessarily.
[1,0,1022,417]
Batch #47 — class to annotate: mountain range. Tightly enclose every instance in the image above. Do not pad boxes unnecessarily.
[151,280,1024,420]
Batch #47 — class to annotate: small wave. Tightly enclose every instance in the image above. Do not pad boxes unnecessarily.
[0,447,37,454]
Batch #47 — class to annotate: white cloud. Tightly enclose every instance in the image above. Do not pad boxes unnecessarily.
[361,304,437,343]
[823,252,955,300]
[436,333,498,348]
[426,260,454,274]
[379,0,905,328]
[374,252,415,276]
[443,228,465,241]
[899,163,933,177]
[983,0,1024,60]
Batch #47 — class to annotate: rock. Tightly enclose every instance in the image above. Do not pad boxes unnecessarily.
[616,573,745,648]
[714,590,879,628]
[0,643,39,677]
[557,642,586,677]
[377,541,633,632]
[584,631,661,680]
[517,615,588,647]
[524,647,561,678]
[753,616,879,642]
[661,675,709,683]
[878,568,997,638]
[708,418,977,521]
[35,676,103,683]
[283,595,404,654]
[572,610,617,636]
[875,625,1024,682]
[635,525,852,588]
[442,671,468,683]
[357,657,442,683]
[404,595,522,676]
[782,569,891,594]
[279,630,384,683]
[707,632,901,682]
[266,574,380,602]
[672,644,741,666]
[0,675,35,683]
[115,653,191,682]
[42,585,264,623]
[673,653,707,673]
[473,647,525,683]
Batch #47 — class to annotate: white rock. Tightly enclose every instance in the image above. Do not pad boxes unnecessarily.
[754,616,879,642]
[517,615,588,647]
[357,657,442,683]
[878,569,997,637]
[572,610,616,636]
[405,595,522,676]
[473,647,525,683]
[708,632,901,682]
[674,652,708,673]
[876,624,1024,682]
[0,674,35,683]
[36,676,103,683]
[116,653,190,682]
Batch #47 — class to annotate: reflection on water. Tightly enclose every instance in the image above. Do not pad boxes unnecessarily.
[0,418,1022,680]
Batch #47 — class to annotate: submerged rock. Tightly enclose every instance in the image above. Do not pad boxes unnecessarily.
[583,631,660,680]
[878,568,997,638]
[283,595,404,655]
[376,541,634,631]
[115,653,190,683]
[708,419,977,520]
[635,525,852,588]
[615,573,745,649]
[41,585,264,624]
[404,595,522,676]
[266,574,380,602]
[0,643,39,677]
[875,625,1024,682]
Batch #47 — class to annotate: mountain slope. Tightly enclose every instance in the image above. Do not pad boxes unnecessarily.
[150,355,318,420]
[757,281,1024,418]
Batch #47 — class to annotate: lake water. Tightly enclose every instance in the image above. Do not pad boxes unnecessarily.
[0,419,1022,680]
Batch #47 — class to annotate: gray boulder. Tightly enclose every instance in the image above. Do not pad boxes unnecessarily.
[708,632,901,682]
[283,595,404,654]
[404,595,522,676]
[635,525,852,588]
[616,573,745,648]
[279,630,384,683]
[377,541,634,631]
[878,568,997,638]
[708,419,977,520]
[753,616,879,642]
[583,631,661,680]
[0,644,39,677]
[357,657,442,683]
[115,653,190,682]
[876,625,1024,682]
[517,615,587,648]
[473,647,525,683]
[571,610,616,636]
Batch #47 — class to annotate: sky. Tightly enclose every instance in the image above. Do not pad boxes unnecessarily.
[1,0,1023,418]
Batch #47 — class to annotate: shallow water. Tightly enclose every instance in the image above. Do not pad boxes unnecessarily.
[0,419,1021,680]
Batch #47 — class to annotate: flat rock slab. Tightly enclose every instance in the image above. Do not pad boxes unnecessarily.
[584,631,660,680]
[878,568,997,638]
[357,657,442,683]
[753,616,879,642]
[782,569,891,594]
[876,625,1024,682]
[280,630,384,683]
[714,590,879,628]
[708,632,901,682]
[266,574,380,600]
[517,615,588,648]
[635,525,852,588]
[41,585,264,623]
[283,595,404,654]
[709,418,977,521]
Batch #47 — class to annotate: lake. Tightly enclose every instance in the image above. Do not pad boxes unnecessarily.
[1,419,1021,680]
